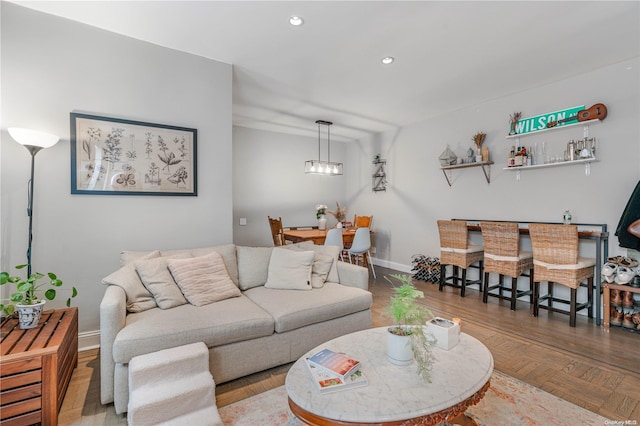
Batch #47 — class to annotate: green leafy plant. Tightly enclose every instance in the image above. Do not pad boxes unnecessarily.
[385,273,437,382]
[0,264,78,316]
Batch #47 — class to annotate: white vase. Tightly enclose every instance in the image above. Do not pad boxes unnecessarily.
[386,326,413,366]
[318,215,327,230]
[16,299,46,329]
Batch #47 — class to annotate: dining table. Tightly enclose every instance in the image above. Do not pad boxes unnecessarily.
[282,227,361,246]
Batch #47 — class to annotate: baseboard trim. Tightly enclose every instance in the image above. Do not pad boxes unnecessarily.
[79,329,100,352]
[370,258,410,273]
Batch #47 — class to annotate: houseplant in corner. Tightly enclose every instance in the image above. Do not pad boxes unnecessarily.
[1,264,77,329]
[385,274,437,382]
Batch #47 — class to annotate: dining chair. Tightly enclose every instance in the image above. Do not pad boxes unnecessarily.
[353,215,373,229]
[437,220,484,297]
[529,224,595,327]
[480,221,533,310]
[347,227,376,278]
[324,228,345,261]
[267,216,285,246]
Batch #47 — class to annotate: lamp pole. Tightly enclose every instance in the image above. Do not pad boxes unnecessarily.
[25,145,43,278]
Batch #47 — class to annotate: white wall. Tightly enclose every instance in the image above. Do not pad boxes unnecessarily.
[345,58,640,270]
[233,126,347,246]
[1,3,233,336]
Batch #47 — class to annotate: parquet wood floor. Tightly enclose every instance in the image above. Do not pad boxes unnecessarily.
[58,266,640,424]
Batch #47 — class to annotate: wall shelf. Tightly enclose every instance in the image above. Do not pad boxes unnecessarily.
[372,159,387,192]
[440,161,493,187]
[504,158,598,180]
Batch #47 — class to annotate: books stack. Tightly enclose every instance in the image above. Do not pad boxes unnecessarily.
[304,348,368,394]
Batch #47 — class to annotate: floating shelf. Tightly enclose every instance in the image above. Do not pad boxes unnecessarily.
[440,161,494,187]
[504,158,598,180]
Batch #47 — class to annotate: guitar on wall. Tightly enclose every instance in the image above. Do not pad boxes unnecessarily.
[546,103,608,128]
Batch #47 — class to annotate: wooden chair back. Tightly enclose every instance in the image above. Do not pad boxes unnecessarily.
[480,221,520,257]
[353,215,373,229]
[529,224,579,265]
[268,216,285,246]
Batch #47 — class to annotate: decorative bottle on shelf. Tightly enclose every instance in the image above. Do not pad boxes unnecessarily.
[563,210,572,225]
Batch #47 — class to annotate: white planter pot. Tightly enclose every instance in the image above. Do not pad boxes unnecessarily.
[386,327,413,366]
[16,300,46,329]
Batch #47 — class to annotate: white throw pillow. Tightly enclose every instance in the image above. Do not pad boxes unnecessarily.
[135,253,191,309]
[285,242,340,283]
[236,246,273,290]
[102,250,161,313]
[264,248,315,291]
[167,252,241,306]
[310,252,334,288]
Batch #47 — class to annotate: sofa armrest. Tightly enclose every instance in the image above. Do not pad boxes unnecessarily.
[100,285,127,404]
[336,261,369,290]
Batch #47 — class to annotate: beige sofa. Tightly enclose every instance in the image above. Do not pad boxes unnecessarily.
[100,242,372,414]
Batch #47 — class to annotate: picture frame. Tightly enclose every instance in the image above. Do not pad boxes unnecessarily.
[70,113,197,196]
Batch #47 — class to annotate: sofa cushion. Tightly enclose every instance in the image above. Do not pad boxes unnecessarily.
[284,242,340,283]
[236,246,273,290]
[244,282,372,333]
[167,252,241,306]
[135,254,191,309]
[112,295,274,364]
[310,253,334,288]
[264,248,314,291]
[102,250,161,313]
[120,244,239,286]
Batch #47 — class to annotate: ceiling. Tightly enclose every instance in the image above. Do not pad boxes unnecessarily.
[11,1,640,143]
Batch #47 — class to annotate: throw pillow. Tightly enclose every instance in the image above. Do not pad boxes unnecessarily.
[285,242,340,283]
[102,250,161,313]
[135,253,191,309]
[264,248,315,291]
[190,244,239,286]
[310,252,334,288]
[167,252,241,306]
[236,246,273,290]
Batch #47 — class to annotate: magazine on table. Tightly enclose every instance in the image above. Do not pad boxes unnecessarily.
[307,348,361,380]
[304,358,368,394]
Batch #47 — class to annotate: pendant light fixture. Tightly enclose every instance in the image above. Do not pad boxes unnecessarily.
[305,120,343,175]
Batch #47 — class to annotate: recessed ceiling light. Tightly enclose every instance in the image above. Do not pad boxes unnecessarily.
[381,56,395,65]
[289,16,304,26]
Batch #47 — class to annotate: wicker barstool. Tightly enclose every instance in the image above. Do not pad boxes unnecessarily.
[529,224,595,327]
[437,220,484,297]
[480,222,533,310]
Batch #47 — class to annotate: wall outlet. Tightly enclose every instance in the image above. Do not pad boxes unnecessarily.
[371,247,376,254]
[239,218,247,226]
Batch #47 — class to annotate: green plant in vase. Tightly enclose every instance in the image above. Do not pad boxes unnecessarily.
[385,273,437,382]
[1,264,78,328]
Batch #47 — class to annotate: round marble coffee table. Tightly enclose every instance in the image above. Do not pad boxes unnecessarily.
[286,327,493,425]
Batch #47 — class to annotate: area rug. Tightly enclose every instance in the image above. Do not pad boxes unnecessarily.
[218,370,609,425]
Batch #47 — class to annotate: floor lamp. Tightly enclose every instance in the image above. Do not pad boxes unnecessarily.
[8,128,60,278]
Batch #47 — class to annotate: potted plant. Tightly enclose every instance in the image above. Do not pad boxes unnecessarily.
[1,264,78,329]
[385,274,437,382]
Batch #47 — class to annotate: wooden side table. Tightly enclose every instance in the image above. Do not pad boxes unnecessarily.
[1,308,78,426]
[603,282,640,329]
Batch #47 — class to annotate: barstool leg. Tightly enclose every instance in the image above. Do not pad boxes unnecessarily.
[533,281,540,317]
[439,264,446,292]
[461,268,467,297]
[528,268,534,304]
[482,272,490,303]
[510,277,518,311]
[570,288,577,327]
[587,277,594,318]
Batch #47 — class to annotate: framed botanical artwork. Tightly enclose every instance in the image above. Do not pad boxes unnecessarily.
[70,113,197,196]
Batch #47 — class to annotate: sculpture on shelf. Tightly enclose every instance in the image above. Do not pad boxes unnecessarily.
[509,112,522,135]
[438,146,457,166]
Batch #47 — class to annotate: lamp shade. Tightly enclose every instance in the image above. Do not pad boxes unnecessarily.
[8,127,59,149]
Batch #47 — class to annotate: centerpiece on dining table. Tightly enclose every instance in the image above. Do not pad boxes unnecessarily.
[316,204,328,230]
[327,202,348,228]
